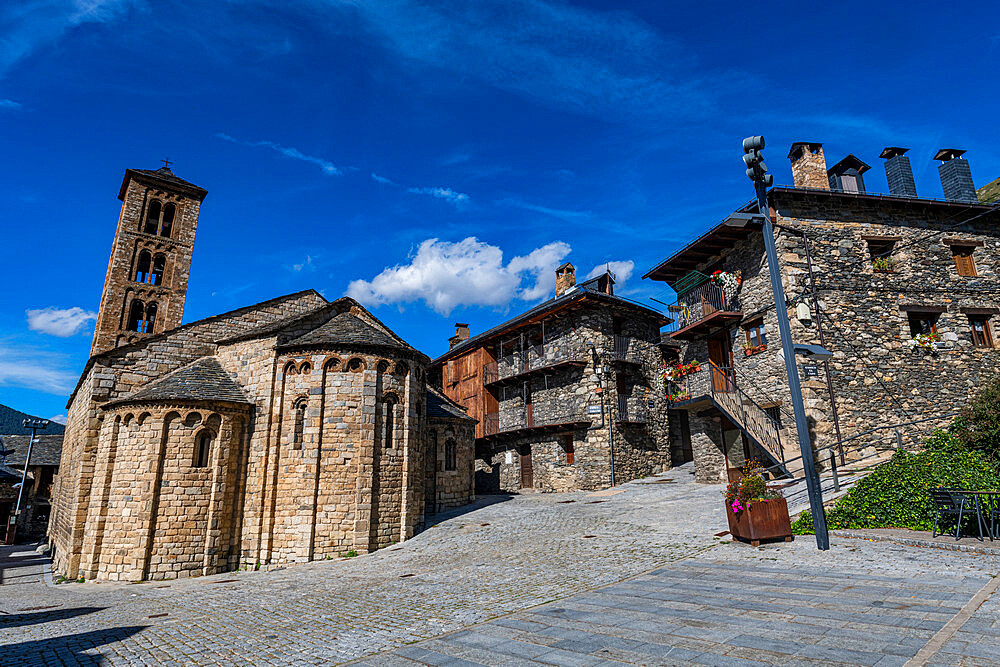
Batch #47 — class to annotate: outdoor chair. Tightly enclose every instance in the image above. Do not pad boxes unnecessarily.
[930,488,981,541]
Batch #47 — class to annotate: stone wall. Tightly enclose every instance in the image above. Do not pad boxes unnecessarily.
[425,420,476,512]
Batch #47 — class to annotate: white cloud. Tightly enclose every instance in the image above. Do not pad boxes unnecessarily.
[0,99,22,110]
[499,198,590,221]
[49,414,67,425]
[26,306,97,337]
[291,255,315,272]
[407,186,470,204]
[0,341,77,395]
[346,237,571,315]
[587,260,634,284]
[215,133,342,175]
[371,172,396,185]
[1,0,140,78]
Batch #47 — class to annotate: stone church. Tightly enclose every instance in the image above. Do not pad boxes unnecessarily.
[49,166,475,582]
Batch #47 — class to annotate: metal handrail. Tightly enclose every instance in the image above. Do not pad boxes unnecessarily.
[616,394,648,423]
[673,282,740,330]
[483,343,588,385]
[708,361,784,464]
[481,406,591,436]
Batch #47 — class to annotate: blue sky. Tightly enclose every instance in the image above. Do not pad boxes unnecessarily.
[1,0,998,422]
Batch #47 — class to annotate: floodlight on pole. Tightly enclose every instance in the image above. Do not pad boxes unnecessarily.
[6,418,47,544]
[742,135,829,550]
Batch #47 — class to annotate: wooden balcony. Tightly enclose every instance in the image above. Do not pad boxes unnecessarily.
[482,344,588,387]
[668,282,742,340]
[481,409,592,440]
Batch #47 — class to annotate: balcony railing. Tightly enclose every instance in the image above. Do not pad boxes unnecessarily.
[482,342,588,386]
[482,405,591,437]
[610,335,643,364]
[670,282,740,334]
[616,394,648,424]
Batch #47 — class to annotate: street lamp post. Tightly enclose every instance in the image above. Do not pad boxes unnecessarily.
[7,418,47,545]
[742,136,830,550]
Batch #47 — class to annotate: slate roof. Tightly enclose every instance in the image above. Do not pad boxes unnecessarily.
[106,357,251,408]
[280,312,416,352]
[119,166,208,201]
[426,387,476,422]
[0,434,64,467]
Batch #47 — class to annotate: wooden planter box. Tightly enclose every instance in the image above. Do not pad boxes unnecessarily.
[726,497,793,546]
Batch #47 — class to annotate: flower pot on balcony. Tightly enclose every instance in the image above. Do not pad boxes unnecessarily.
[726,497,793,546]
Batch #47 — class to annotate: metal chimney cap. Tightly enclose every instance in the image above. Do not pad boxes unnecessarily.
[879,147,910,159]
[934,148,967,161]
[827,154,871,175]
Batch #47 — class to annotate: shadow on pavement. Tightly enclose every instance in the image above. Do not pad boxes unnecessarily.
[424,494,514,526]
[0,606,104,630]
[0,625,147,667]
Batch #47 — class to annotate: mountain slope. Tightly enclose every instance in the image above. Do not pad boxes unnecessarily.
[0,403,66,435]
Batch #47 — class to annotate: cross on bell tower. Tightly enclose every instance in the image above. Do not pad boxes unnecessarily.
[161,157,173,168]
[90,166,208,356]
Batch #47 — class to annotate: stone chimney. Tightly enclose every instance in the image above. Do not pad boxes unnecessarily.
[788,142,829,190]
[880,147,917,198]
[448,323,470,349]
[934,149,977,203]
[555,263,576,297]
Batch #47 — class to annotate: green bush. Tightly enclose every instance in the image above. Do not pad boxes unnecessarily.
[951,373,1000,463]
[792,445,1000,534]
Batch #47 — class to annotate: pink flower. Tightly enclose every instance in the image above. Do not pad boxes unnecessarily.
[731,499,743,514]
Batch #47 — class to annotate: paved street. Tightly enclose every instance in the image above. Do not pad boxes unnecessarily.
[2,465,998,665]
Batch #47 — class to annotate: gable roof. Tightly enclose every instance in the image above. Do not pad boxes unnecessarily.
[0,434,64,467]
[104,357,251,408]
[431,283,668,367]
[427,387,476,422]
[280,312,415,351]
[68,289,327,408]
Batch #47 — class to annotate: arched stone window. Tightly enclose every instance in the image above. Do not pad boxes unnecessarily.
[144,302,157,333]
[160,203,175,237]
[299,361,311,374]
[126,300,144,331]
[194,429,213,467]
[382,393,398,450]
[292,398,307,450]
[135,250,151,282]
[144,200,161,234]
[445,439,457,471]
[151,254,165,285]
[347,357,365,373]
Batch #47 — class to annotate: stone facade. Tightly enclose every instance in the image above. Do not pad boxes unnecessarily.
[49,169,475,582]
[435,269,671,494]
[90,167,208,356]
[650,154,1000,484]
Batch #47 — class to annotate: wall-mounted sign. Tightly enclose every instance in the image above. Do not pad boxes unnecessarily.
[587,405,602,415]
[802,364,819,377]
[647,400,655,409]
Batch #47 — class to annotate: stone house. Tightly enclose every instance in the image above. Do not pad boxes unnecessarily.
[644,143,1000,483]
[0,434,63,539]
[49,167,476,582]
[429,264,672,493]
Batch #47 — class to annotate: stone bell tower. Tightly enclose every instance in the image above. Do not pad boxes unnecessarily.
[90,166,208,356]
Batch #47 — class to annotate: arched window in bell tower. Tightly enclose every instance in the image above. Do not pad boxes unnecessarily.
[160,203,175,237]
[144,200,161,234]
[134,250,151,283]
[144,302,157,333]
[151,254,165,285]
[126,300,144,331]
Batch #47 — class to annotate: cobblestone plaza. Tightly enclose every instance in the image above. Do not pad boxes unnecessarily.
[3,466,999,665]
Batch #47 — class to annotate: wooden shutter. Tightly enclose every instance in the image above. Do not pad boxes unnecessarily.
[952,246,977,277]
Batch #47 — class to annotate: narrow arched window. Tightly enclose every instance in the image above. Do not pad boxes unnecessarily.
[194,430,213,467]
[151,254,165,285]
[383,395,397,450]
[445,439,457,471]
[144,200,161,234]
[144,302,157,333]
[135,251,151,283]
[126,300,144,331]
[160,203,175,237]
[292,399,306,450]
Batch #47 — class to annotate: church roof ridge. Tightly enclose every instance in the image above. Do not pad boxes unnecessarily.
[279,311,417,353]
[119,167,208,202]
[104,356,251,408]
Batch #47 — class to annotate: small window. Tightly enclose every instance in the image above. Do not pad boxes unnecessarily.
[143,302,157,333]
[951,245,977,277]
[144,200,161,234]
[126,300,144,331]
[445,439,457,471]
[561,434,575,464]
[134,251,151,283]
[383,395,397,449]
[160,203,175,237]
[151,255,165,285]
[292,400,306,449]
[744,320,767,348]
[970,316,994,348]
[907,312,938,337]
[194,430,213,467]
[867,239,896,273]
